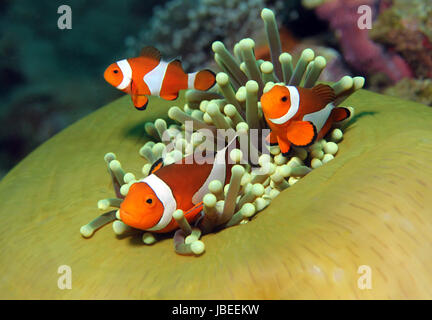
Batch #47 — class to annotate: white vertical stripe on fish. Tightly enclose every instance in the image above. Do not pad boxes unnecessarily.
[187,72,198,89]
[143,60,169,96]
[141,174,177,231]
[303,103,334,133]
[116,59,133,90]
[191,147,227,205]
[268,86,300,125]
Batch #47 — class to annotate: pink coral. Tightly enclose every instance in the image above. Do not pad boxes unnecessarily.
[315,0,413,82]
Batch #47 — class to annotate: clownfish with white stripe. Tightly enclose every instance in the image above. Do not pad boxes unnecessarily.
[260,84,351,156]
[119,141,234,233]
[104,46,216,110]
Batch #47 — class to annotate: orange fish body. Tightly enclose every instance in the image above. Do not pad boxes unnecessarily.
[260,84,351,155]
[104,46,216,110]
[119,146,233,233]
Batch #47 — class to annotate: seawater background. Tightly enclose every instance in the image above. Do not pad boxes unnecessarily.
[0,0,430,179]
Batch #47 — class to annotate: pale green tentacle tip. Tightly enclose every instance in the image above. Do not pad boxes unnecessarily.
[120,183,130,196]
[206,102,219,116]
[191,241,205,255]
[97,199,110,210]
[123,172,136,184]
[260,61,274,74]
[167,106,179,119]
[104,152,116,163]
[109,159,121,171]
[279,52,292,63]
[203,193,217,207]
[340,75,354,89]
[301,48,315,61]
[261,8,275,21]
[224,104,236,117]
[115,209,121,220]
[80,225,93,238]
[232,164,245,176]
[314,56,327,68]
[324,142,339,155]
[173,209,184,221]
[112,220,128,235]
[211,41,225,53]
[185,234,198,244]
[236,122,249,132]
[230,149,243,163]
[245,80,259,92]
[252,184,265,196]
[263,81,275,93]
[208,180,222,195]
[353,76,365,89]
[238,38,255,50]
[142,232,157,245]
[242,203,256,218]
[216,72,229,86]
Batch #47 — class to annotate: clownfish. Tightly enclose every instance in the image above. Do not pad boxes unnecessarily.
[104,46,216,110]
[260,84,351,156]
[119,142,234,233]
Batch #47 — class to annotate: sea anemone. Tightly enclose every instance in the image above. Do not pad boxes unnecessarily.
[81,8,364,256]
[2,7,432,300]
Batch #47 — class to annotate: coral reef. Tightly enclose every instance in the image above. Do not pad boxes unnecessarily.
[303,0,413,82]
[126,0,284,71]
[384,78,432,106]
[369,0,432,79]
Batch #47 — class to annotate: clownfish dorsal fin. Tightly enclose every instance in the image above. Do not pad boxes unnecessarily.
[311,84,336,106]
[139,46,162,62]
[149,158,164,175]
[169,59,184,71]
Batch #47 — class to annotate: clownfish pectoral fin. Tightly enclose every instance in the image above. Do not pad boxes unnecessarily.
[131,94,149,110]
[312,84,336,105]
[149,158,164,175]
[139,46,161,62]
[194,69,216,91]
[277,138,292,157]
[286,121,317,147]
[265,131,278,146]
[131,79,149,110]
[160,92,179,101]
[331,107,351,122]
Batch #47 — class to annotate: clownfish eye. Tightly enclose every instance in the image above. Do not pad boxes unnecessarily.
[146,198,153,204]
[281,96,288,102]
[113,69,119,74]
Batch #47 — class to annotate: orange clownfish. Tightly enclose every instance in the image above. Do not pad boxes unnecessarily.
[104,46,216,110]
[119,143,234,233]
[260,84,351,156]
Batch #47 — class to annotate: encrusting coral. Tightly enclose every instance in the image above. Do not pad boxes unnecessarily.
[125,0,284,70]
[81,8,364,256]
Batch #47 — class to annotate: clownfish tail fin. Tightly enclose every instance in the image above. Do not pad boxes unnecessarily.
[191,69,216,91]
